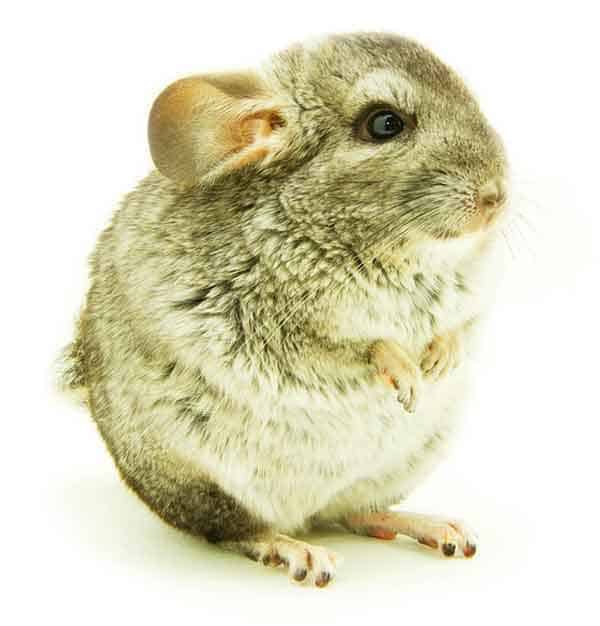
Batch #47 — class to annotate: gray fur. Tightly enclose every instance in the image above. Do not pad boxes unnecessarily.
[59,33,507,574]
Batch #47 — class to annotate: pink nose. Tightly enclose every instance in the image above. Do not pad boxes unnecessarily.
[477,178,506,212]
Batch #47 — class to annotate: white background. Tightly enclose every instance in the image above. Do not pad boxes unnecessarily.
[2,1,599,624]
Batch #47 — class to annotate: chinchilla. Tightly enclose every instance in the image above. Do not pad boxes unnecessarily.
[58,32,508,587]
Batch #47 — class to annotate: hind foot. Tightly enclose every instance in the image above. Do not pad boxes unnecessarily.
[221,533,341,587]
[345,510,477,558]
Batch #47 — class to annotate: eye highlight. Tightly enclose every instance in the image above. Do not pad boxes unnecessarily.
[358,108,405,142]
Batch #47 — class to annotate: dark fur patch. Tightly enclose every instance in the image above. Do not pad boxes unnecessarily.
[226,299,246,357]
[163,362,176,379]
[372,257,392,286]
[427,286,441,303]
[173,288,212,310]
[174,397,212,433]
[121,468,266,543]
[349,249,368,277]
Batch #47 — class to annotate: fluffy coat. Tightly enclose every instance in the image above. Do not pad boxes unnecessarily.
[59,33,507,583]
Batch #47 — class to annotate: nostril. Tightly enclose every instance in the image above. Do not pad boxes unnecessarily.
[477,178,506,211]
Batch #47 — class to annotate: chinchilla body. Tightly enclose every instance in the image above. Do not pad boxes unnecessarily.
[60,33,507,556]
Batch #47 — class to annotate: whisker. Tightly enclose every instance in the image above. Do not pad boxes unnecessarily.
[511,216,536,259]
[513,210,538,235]
[501,227,516,261]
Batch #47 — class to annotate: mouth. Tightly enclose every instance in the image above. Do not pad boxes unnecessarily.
[427,202,507,241]
[456,175,508,236]
[462,204,506,234]
[408,176,509,242]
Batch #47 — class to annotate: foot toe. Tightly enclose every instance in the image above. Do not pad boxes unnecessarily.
[292,566,308,582]
[442,542,456,557]
[463,542,477,558]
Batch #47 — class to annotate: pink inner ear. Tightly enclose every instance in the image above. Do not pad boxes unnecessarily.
[240,110,284,144]
[240,117,272,144]
[229,110,284,166]
[149,72,284,183]
[233,146,271,169]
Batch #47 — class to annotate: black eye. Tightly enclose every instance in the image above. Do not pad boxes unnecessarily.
[366,110,404,141]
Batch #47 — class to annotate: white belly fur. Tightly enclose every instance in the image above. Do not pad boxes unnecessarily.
[164,234,498,533]
[181,366,467,533]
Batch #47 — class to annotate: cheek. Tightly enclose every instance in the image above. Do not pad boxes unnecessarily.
[332,141,379,166]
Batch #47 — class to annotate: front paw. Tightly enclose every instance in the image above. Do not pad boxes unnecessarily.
[420,330,463,381]
[370,340,422,412]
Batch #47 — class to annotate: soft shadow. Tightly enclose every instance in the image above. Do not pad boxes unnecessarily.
[56,474,247,581]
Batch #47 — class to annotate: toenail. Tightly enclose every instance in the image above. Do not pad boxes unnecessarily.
[315,572,331,587]
[464,543,477,558]
[293,568,308,582]
[442,543,456,557]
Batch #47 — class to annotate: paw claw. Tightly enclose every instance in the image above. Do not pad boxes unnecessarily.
[293,567,308,582]
[371,341,422,412]
[420,331,463,381]
[464,542,477,558]
[315,571,331,588]
[442,543,456,557]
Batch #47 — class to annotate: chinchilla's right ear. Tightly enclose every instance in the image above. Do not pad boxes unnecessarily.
[148,71,286,186]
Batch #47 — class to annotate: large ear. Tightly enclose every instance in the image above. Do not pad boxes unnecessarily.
[148,71,285,185]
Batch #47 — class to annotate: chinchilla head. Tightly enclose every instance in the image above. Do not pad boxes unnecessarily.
[148,32,508,259]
